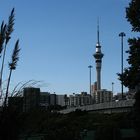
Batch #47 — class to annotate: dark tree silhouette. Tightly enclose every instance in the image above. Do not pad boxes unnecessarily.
[118,38,140,89]
[126,0,140,32]
[118,0,140,139]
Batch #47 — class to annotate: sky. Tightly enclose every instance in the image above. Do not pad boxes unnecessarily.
[0,0,138,95]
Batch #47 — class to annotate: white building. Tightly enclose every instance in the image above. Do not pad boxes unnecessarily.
[69,92,91,107]
[93,89,113,103]
[56,95,66,107]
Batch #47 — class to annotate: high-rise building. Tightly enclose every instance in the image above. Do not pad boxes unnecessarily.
[93,89,113,103]
[40,92,50,107]
[23,87,40,111]
[56,95,66,107]
[69,92,91,107]
[50,93,57,105]
[91,82,97,95]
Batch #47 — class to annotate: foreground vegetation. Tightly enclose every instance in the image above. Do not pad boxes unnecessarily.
[15,109,134,140]
[0,105,136,140]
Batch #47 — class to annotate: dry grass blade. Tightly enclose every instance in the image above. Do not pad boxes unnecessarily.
[9,39,20,70]
[6,8,15,44]
[0,21,6,54]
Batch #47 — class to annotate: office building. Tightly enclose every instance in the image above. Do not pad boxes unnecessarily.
[23,87,40,111]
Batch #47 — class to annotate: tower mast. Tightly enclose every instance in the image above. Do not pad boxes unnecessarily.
[97,19,100,45]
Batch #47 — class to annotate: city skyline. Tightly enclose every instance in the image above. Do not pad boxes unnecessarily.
[0,0,139,95]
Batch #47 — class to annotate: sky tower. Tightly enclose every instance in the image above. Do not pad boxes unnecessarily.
[93,22,104,90]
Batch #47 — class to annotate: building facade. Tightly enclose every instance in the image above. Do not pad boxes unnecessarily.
[23,87,40,111]
[56,95,66,107]
[40,92,50,107]
[50,94,57,106]
[93,89,113,104]
[69,92,91,107]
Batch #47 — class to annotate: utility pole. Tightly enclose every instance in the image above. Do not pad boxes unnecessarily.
[88,65,93,96]
[119,32,126,99]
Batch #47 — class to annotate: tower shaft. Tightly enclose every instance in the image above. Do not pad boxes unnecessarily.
[96,66,101,90]
[94,53,103,90]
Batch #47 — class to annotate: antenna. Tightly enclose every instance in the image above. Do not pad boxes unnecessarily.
[97,18,100,45]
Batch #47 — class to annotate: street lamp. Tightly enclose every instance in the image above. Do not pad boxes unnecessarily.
[112,82,114,94]
[119,32,126,99]
[88,65,93,96]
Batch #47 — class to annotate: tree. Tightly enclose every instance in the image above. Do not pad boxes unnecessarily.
[118,0,140,92]
[118,0,140,139]
[118,38,140,89]
[126,0,140,32]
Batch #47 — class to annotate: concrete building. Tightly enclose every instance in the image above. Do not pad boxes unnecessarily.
[93,89,113,104]
[56,95,66,107]
[69,92,91,107]
[23,87,40,111]
[91,82,97,96]
[50,93,57,105]
[40,92,50,107]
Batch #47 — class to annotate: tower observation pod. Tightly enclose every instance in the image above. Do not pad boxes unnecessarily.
[93,23,104,90]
